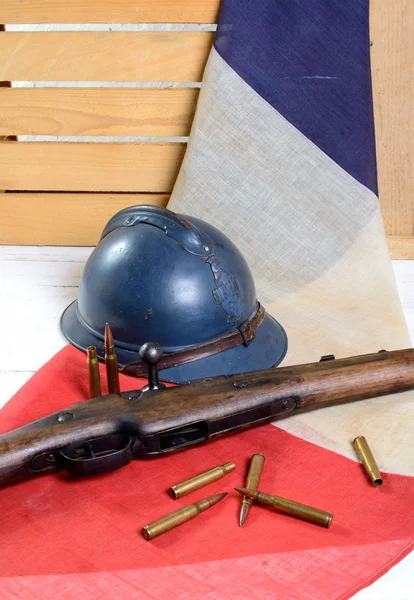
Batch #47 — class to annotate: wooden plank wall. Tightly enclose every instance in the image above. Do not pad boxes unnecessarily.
[0,88,199,137]
[0,0,412,256]
[0,194,170,246]
[0,1,220,24]
[0,32,214,82]
[370,0,414,258]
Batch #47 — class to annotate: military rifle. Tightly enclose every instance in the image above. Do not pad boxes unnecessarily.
[0,345,413,487]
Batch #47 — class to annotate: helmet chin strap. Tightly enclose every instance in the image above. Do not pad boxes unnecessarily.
[120,304,266,377]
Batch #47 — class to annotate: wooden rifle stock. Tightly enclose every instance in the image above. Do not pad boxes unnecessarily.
[0,348,413,488]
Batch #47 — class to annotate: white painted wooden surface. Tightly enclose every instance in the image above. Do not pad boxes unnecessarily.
[0,246,413,598]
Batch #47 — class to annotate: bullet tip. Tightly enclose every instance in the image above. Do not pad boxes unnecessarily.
[104,322,114,348]
[211,492,228,504]
[239,502,250,527]
[198,491,227,510]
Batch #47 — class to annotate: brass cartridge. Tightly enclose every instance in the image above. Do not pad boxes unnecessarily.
[104,322,120,394]
[142,492,227,541]
[87,346,102,398]
[235,487,333,528]
[169,462,235,499]
[353,436,383,487]
[239,453,265,526]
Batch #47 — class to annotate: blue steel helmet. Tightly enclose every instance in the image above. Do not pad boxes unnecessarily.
[61,205,287,384]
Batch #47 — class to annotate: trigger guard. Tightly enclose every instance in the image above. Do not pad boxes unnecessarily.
[60,433,135,477]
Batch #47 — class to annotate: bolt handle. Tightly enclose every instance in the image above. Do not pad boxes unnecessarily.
[139,342,165,391]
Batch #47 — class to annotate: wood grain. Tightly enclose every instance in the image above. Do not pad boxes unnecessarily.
[0,193,169,245]
[0,32,213,82]
[370,0,414,251]
[0,0,221,24]
[0,88,199,137]
[0,142,186,192]
[387,236,414,260]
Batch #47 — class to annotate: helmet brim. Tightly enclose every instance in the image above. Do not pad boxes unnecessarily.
[61,300,288,384]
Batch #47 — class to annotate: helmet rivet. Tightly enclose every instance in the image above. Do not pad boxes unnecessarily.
[203,245,210,252]
[57,412,74,423]
[233,379,250,389]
